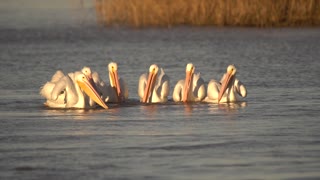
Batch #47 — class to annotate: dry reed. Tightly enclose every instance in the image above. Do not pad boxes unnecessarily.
[95,0,320,27]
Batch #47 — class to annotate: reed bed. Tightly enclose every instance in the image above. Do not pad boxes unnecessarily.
[95,0,320,27]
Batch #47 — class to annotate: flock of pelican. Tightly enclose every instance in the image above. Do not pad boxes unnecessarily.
[40,62,247,109]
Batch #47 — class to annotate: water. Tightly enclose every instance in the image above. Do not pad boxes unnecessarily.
[1,3,320,180]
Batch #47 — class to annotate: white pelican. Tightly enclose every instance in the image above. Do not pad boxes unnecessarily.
[104,62,128,103]
[80,66,103,106]
[40,71,108,109]
[138,64,170,103]
[79,66,110,105]
[205,64,247,103]
[173,63,206,102]
[83,62,128,103]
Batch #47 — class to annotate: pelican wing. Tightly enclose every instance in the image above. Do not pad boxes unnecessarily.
[92,71,106,87]
[155,68,170,99]
[173,79,184,102]
[51,70,65,82]
[40,70,65,99]
[119,77,129,100]
[52,75,78,106]
[206,79,220,100]
[92,71,100,83]
[197,83,207,101]
[234,79,247,98]
[161,78,170,99]
[155,68,165,89]
[40,82,56,100]
[92,71,107,97]
[193,73,207,101]
[160,71,170,99]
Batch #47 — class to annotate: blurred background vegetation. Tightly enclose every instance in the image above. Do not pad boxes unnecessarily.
[95,0,320,27]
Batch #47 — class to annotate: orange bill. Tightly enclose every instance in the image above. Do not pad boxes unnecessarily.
[109,69,122,102]
[218,72,233,103]
[142,71,157,103]
[182,70,193,102]
[77,77,109,109]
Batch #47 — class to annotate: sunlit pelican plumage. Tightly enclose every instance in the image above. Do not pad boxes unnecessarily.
[40,70,66,105]
[205,64,247,103]
[40,71,108,109]
[138,64,170,103]
[173,63,206,102]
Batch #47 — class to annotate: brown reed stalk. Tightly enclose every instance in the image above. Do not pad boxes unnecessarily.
[95,0,320,27]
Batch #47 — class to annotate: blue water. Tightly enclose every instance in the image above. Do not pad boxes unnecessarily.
[0,2,320,180]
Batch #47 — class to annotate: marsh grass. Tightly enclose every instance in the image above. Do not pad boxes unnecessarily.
[95,0,320,27]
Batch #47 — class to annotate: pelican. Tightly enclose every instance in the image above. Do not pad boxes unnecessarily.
[103,62,128,103]
[205,64,247,103]
[138,64,170,103]
[80,66,103,106]
[79,66,110,105]
[40,71,108,109]
[173,63,206,102]
[83,62,128,103]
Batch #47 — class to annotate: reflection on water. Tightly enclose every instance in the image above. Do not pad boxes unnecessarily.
[218,101,247,112]
[41,108,105,120]
[38,100,248,122]
[206,101,247,112]
[183,104,194,116]
[139,104,160,120]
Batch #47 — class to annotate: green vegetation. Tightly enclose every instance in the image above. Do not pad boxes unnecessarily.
[95,0,320,27]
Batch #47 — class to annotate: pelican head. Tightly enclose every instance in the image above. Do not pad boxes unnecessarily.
[108,62,122,102]
[81,66,101,95]
[182,63,195,102]
[227,64,237,76]
[218,64,237,103]
[76,73,109,109]
[142,64,159,103]
[186,63,195,74]
[81,66,92,80]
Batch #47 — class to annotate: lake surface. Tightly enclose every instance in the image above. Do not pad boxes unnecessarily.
[1,3,320,180]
